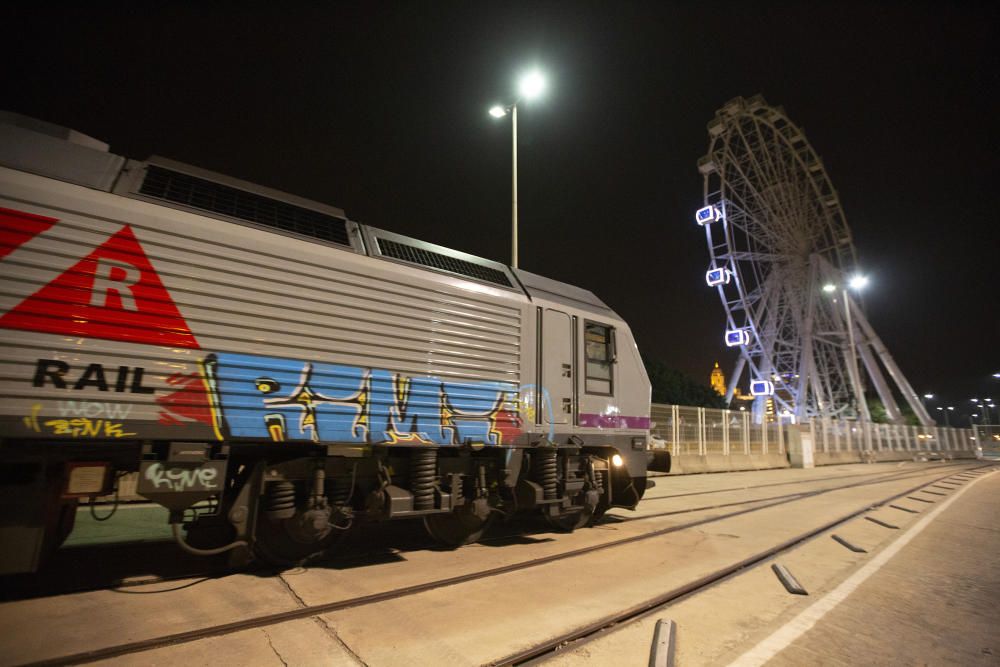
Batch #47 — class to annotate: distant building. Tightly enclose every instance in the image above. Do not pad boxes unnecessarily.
[710,362,726,396]
[710,361,771,413]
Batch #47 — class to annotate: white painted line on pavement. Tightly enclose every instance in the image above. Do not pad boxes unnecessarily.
[727,468,997,667]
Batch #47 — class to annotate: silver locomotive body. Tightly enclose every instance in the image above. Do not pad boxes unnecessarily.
[0,114,652,572]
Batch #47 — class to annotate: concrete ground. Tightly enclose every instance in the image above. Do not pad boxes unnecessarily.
[550,466,999,666]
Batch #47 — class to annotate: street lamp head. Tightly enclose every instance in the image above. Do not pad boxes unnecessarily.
[848,274,869,290]
[947,406,955,411]
[518,70,547,100]
[936,407,943,411]
[822,283,837,293]
[923,393,934,399]
[488,105,508,118]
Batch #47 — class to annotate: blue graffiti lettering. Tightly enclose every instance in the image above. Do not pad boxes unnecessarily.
[207,353,520,446]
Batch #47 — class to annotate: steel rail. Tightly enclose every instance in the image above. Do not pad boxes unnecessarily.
[21,463,987,667]
[497,465,995,666]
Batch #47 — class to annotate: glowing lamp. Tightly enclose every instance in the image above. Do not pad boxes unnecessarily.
[750,380,774,396]
[695,205,722,225]
[725,329,750,347]
[489,105,508,118]
[705,267,730,286]
[518,70,547,100]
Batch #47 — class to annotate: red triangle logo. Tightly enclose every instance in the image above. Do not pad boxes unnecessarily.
[0,207,58,260]
[0,225,200,349]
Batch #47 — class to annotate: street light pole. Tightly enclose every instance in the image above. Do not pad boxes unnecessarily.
[841,286,871,422]
[490,69,546,270]
[511,103,518,268]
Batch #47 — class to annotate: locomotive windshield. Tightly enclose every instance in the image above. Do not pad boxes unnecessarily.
[585,322,614,395]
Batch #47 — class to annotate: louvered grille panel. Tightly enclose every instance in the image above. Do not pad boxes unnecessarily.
[139,165,350,246]
[378,238,512,288]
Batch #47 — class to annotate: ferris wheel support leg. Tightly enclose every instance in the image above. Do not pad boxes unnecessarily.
[847,297,935,427]
[795,259,819,421]
[725,355,747,405]
[856,337,903,423]
[842,293,872,422]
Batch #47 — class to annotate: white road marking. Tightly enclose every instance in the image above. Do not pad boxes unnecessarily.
[728,468,996,667]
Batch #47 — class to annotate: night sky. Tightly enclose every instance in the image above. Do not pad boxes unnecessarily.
[3,3,997,424]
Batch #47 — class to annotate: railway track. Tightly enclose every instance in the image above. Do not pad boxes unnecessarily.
[19,462,989,667]
[497,464,997,665]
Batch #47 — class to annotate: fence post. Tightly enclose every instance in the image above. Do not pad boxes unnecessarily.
[697,407,706,456]
[671,405,680,456]
[809,418,817,458]
[743,411,750,454]
[722,409,730,456]
[762,416,769,455]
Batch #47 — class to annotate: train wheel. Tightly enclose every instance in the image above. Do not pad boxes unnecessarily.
[253,516,342,567]
[545,486,601,532]
[543,505,594,532]
[587,503,610,526]
[424,497,493,547]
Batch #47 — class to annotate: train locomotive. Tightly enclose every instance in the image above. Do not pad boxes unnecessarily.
[0,112,655,573]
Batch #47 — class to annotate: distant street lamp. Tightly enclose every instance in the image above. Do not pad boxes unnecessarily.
[976,400,995,424]
[936,405,955,427]
[489,69,547,269]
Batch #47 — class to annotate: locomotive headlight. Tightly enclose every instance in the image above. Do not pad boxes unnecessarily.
[611,454,624,467]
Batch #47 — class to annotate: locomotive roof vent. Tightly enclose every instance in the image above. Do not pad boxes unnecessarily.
[365,228,515,289]
[126,159,354,249]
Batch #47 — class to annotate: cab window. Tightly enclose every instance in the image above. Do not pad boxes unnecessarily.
[585,321,614,395]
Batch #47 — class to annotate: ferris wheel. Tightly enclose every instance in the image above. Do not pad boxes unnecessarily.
[696,95,932,426]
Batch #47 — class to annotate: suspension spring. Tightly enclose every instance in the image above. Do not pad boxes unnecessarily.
[264,480,296,520]
[593,468,606,496]
[330,479,349,507]
[534,449,558,500]
[411,448,438,511]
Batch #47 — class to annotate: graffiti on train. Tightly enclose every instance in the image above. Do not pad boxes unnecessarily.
[143,462,220,493]
[203,353,523,446]
[22,402,137,439]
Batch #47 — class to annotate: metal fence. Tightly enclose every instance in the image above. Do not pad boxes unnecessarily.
[809,418,975,453]
[650,403,976,457]
[971,425,999,458]
[650,404,785,456]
